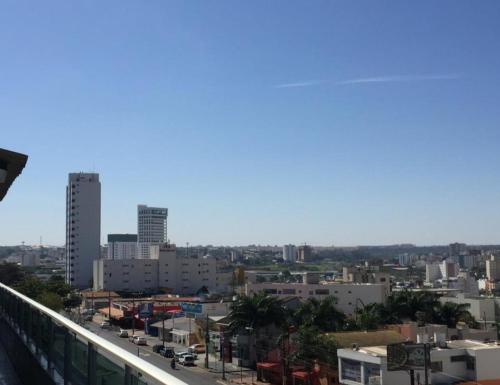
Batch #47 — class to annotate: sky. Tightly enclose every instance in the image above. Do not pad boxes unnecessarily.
[2,0,500,247]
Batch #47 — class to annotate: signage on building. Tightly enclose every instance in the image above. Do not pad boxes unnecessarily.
[180,302,203,314]
[387,343,430,371]
[139,303,154,318]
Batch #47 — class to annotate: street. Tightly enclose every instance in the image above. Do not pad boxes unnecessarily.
[84,315,255,385]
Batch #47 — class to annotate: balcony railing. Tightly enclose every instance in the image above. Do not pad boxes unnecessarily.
[0,282,188,385]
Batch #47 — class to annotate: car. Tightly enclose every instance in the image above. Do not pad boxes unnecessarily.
[159,346,175,358]
[118,329,129,338]
[133,336,147,346]
[84,314,93,321]
[152,344,164,353]
[174,351,188,362]
[188,344,206,354]
[179,354,195,366]
[100,321,111,329]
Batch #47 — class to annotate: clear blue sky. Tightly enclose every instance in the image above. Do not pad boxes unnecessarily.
[2,1,500,247]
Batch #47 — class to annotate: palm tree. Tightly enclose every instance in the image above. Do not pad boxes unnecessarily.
[228,292,287,333]
[291,296,345,332]
[355,303,384,331]
[434,302,473,328]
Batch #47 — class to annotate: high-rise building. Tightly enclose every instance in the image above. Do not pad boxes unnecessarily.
[297,245,313,262]
[282,244,296,262]
[66,173,101,288]
[107,234,138,259]
[137,205,168,258]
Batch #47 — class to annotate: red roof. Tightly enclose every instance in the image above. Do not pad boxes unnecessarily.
[459,381,500,385]
[257,362,280,369]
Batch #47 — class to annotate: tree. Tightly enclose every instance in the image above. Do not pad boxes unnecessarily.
[291,325,338,371]
[15,276,45,299]
[292,296,345,332]
[434,302,473,328]
[63,293,82,309]
[37,292,64,311]
[0,263,25,285]
[355,303,384,331]
[228,293,286,332]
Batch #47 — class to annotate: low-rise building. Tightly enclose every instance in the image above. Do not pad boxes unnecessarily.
[338,340,500,385]
[439,294,496,324]
[246,280,387,317]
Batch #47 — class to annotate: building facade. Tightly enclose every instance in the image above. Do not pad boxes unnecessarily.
[282,244,296,262]
[94,243,233,295]
[107,234,138,259]
[66,173,101,288]
[297,245,313,262]
[137,205,168,258]
[246,281,387,317]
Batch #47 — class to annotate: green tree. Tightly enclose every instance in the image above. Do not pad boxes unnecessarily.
[291,325,338,371]
[0,263,25,285]
[37,292,64,311]
[15,276,45,299]
[292,296,345,332]
[434,302,473,328]
[63,293,82,309]
[355,303,384,331]
[228,293,286,332]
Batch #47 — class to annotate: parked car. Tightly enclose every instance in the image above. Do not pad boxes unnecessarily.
[118,329,129,338]
[152,344,164,353]
[179,354,195,366]
[133,336,147,346]
[188,344,205,354]
[100,321,111,329]
[159,346,175,358]
[84,314,93,321]
[175,351,196,361]
[174,351,188,362]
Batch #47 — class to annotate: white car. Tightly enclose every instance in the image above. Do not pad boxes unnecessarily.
[100,321,111,329]
[179,354,195,366]
[133,336,147,346]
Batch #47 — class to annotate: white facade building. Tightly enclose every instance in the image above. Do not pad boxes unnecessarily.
[282,244,296,262]
[137,205,168,258]
[94,243,233,295]
[426,262,442,283]
[107,234,138,259]
[338,339,500,385]
[246,281,387,317]
[440,293,496,324]
[66,173,101,288]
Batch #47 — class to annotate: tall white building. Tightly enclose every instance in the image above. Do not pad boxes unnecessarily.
[282,244,296,262]
[137,205,168,258]
[107,234,138,259]
[66,173,101,288]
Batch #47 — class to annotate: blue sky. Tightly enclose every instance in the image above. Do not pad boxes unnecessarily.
[2,1,500,246]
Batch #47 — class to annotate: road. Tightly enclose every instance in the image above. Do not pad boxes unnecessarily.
[84,319,235,385]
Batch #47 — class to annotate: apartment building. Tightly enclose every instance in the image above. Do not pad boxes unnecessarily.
[94,243,233,295]
[107,234,138,259]
[66,173,101,288]
[137,205,168,258]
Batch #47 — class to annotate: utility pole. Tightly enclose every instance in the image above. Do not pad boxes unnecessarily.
[108,290,111,320]
[205,314,210,369]
[162,304,166,347]
[132,297,135,335]
[424,343,429,385]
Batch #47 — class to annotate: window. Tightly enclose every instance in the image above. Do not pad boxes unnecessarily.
[341,359,361,382]
[264,289,277,294]
[315,289,329,295]
[450,355,467,362]
[364,363,380,385]
[466,357,475,371]
[430,361,443,373]
[282,289,296,295]
[380,278,386,282]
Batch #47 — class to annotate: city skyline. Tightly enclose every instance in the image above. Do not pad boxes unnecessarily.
[2,1,500,246]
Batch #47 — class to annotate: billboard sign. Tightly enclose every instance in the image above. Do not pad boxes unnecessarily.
[387,343,430,371]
